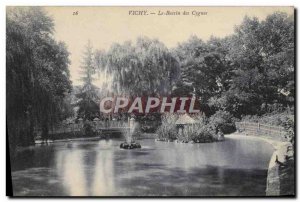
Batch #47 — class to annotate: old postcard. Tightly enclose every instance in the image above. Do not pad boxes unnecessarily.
[6,6,295,197]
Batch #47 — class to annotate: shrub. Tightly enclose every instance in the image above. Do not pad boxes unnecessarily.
[241,111,294,145]
[197,124,218,142]
[190,112,208,124]
[83,122,95,136]
[177,113,218,143]
[135,113,162,133]
[282,117,294,147]
[241,111,294,127]
[178,124,200,142]
[156,113,178,140]
[209,110,236,134]
[177,113,209,142]
[188,124,217,143]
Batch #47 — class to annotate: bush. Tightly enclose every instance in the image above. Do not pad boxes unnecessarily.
[241,111,294,127]
[83,122,95,136]
[181,124,217,143]
[209,110,236,134]
[178,124,200,142]
[190,112,208,124]
[177,113,218,143]
[135,113,162,133]
[157,112,235,143]
[156,113,178,140]
[282,117,294,147]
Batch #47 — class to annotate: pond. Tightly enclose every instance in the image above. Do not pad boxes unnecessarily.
[10,135,274,196]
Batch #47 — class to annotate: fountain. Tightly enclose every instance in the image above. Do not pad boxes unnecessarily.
[120,117,141,149]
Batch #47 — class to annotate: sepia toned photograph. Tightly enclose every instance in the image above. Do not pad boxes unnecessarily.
[6,6,295,197]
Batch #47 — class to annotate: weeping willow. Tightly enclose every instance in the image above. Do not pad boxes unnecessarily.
[6,7,72,149]
[94,37,180,97]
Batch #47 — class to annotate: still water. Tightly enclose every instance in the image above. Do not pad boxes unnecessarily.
[11,135,274,196]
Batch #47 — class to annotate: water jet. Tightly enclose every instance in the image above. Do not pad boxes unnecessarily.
[120,117,142,149]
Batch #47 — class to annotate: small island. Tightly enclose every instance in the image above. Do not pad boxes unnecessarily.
[156,112,231,143]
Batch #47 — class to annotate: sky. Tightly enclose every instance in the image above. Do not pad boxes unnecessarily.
[44,6,294,86]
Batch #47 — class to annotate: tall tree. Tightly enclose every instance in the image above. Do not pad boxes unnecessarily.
[173,36,231,115]
[76,41,99,121]
[6,7,72,147]
[94,37,180,96]
[213,13,294,117]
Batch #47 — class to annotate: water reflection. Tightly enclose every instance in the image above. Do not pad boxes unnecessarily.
[56,147,87,196]
[11,136,274,196]
[54,141,116,196]
[92,142,115,196]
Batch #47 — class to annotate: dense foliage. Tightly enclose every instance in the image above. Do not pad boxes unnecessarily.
[75,41,100,122]
[77,12,295,141]
[207,13,294,117]
[156,113,219,143]
[7,7,72,148]
[94,37,180,96]
[156,114,178,140]
[208,110,237,134]
[7,9,294,147]
[92,12,294,120]
[154,12,294,142]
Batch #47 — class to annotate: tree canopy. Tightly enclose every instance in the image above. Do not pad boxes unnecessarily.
[207,12,294,117]
[6,9,294,148]
[75,41,100,121]
[90,12,294,118]
[94,37,180,96]
[7,7,72,147]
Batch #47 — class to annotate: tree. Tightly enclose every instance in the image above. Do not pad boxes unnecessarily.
[94,37,180,96]
[173,36,231,115]
[75,41,99,121]
[212,13,294,117]
[6,7,72,147]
